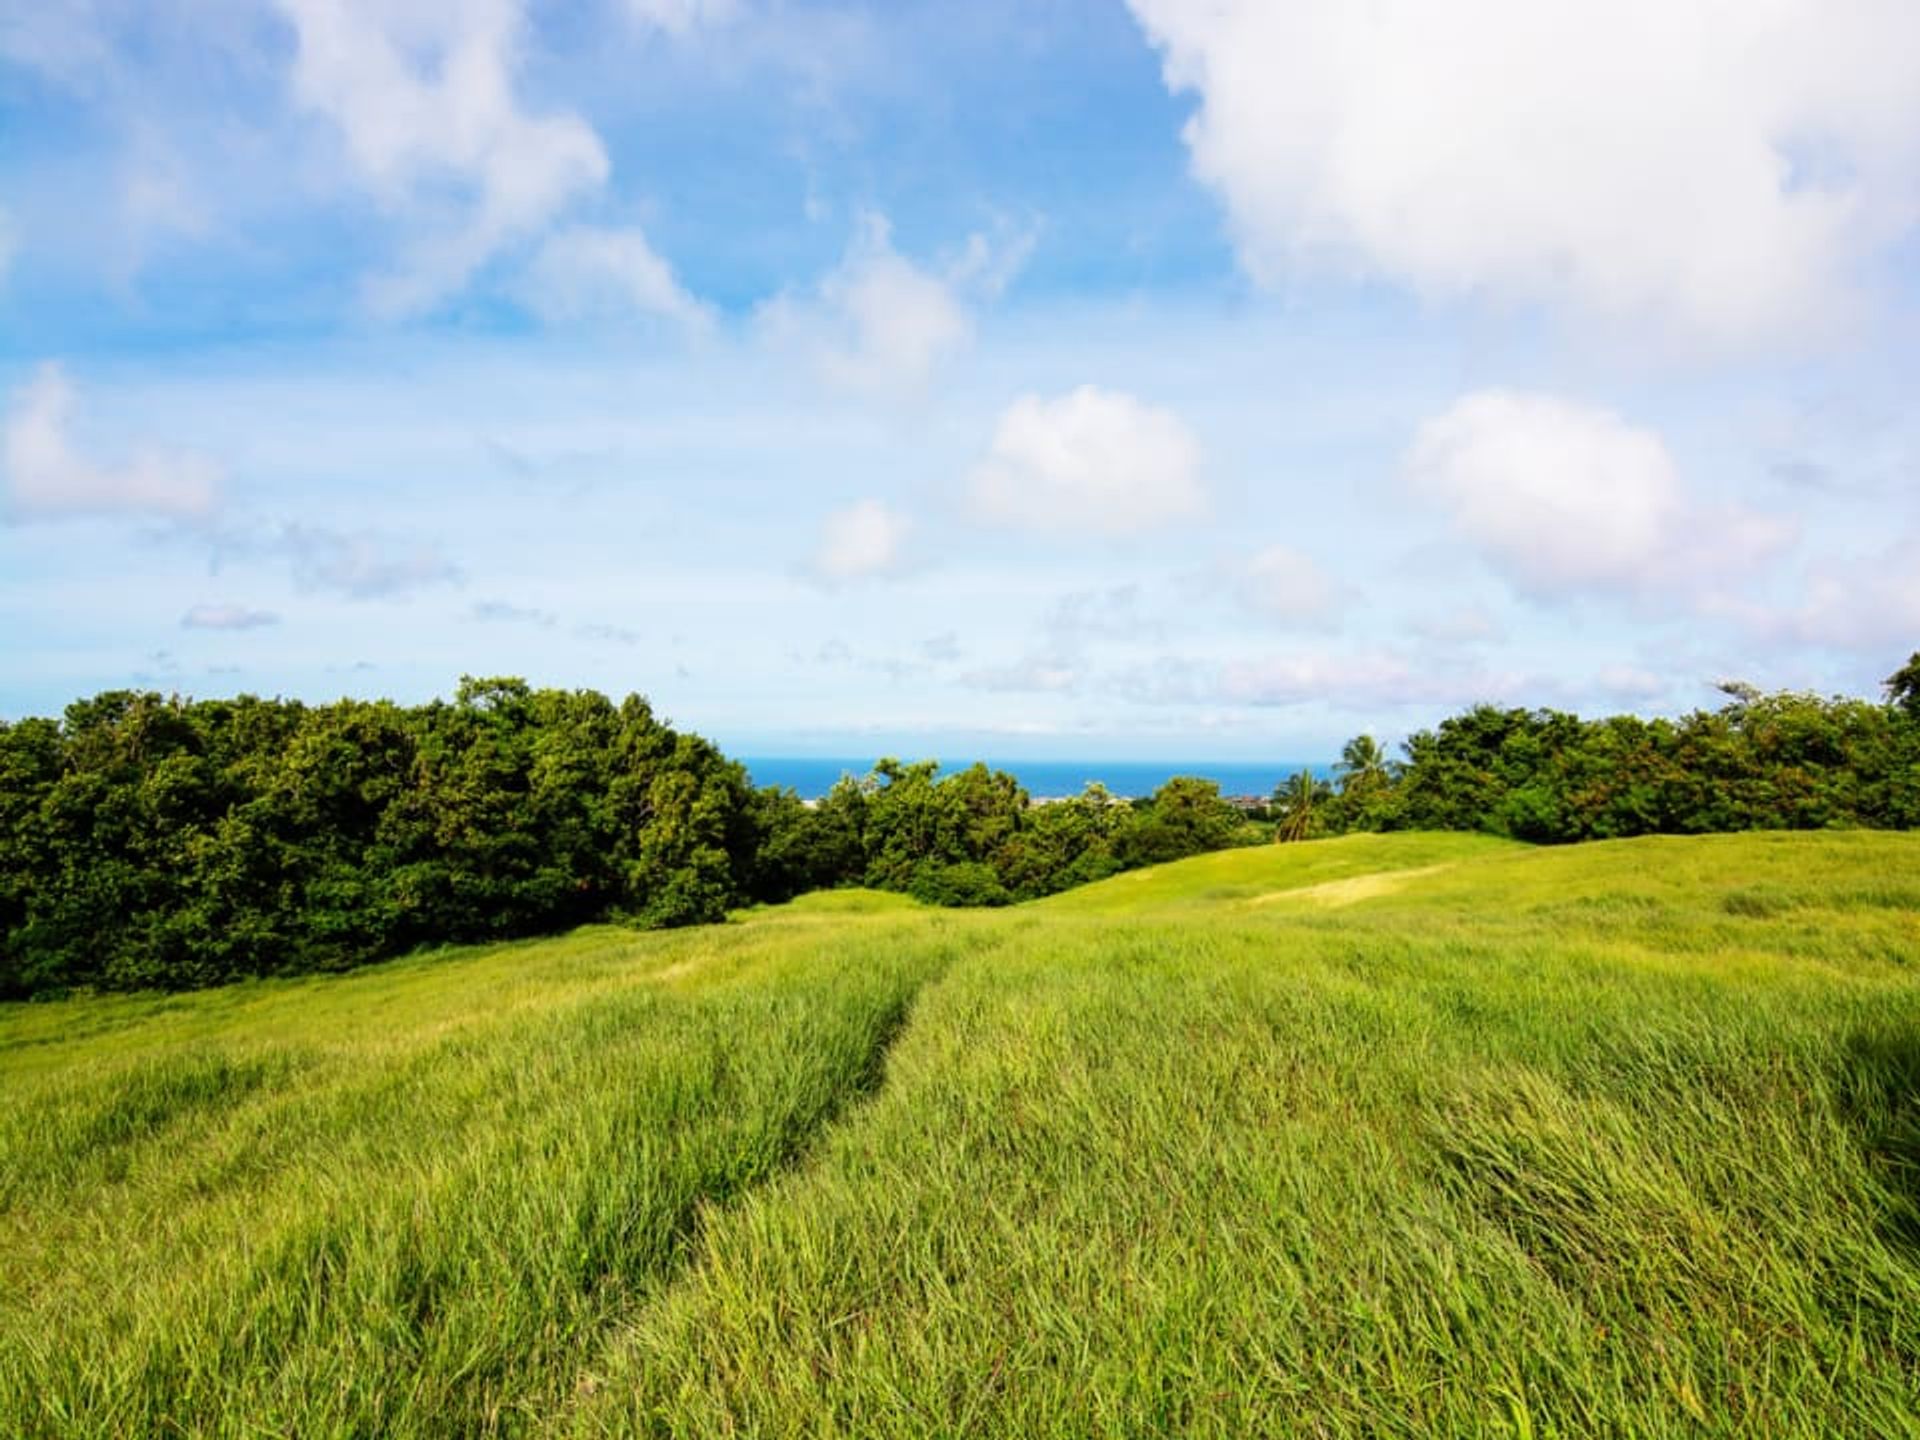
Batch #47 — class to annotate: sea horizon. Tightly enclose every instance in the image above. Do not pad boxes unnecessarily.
[740,756,1335,802]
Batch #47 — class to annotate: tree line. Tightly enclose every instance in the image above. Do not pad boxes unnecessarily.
[0,678,1258,997]
[2,656,1915,996]
[1271,656,1920,843]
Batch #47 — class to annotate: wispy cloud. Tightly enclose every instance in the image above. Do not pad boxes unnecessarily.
[761,213,1024,394]
[277,522,459,599]
[522,225,709,329]
[3,364,220,522]
[182,602,280,631]
[471,599,557,628]
[576,621,640,646]
[207,518,462,600]
[275,0,613,315]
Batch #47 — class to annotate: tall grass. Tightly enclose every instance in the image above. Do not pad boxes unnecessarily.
[4,833,1918,1436]
[1,902,975,1436]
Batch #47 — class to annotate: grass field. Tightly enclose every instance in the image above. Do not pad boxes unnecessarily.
[4,831,1918,1437]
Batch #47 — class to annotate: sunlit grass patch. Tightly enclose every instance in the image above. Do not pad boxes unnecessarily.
[4,831,1918,1437]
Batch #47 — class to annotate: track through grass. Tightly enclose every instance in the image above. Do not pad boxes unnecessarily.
[4,833,1919,1437]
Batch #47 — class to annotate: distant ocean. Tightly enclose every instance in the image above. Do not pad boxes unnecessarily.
[740,757,1333,802]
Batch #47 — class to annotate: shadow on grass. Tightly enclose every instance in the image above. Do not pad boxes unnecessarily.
[1836,1023,1920,1259]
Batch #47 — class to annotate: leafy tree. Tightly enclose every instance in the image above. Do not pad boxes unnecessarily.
[1115,777,1240,867]
[1887,652,1920,722]
[1273,769,1333,843]
[1335,735,1392,794]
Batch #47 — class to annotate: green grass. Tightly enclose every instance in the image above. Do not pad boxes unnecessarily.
[5,832,1919,1437]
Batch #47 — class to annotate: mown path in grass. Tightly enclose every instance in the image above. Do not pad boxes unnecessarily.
[1,899,992,1437]
[4,832,1919,1437]
[568,832,1920,1439]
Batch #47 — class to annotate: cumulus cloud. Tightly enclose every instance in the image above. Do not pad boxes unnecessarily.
[276,0,610,314]
[182,603,280,631]
[1128,0,1920,346]
[969,386,1205,536]
[522,224,708,328]
[3,364,220,521]
[1404,389,1792,603]
[811,498,911,581]
[762,214,1016,393]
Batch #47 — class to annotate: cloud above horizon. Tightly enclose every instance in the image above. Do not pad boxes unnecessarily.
[969,386,1206,537]
[760,214,1006,394]
[1129,0,1920,346]
[275,0,615,314]
[3,365,221,521]
[182,603,280,630]
[3,1,1915,744]
[1404,389,1794,604]
[810,498,912,582]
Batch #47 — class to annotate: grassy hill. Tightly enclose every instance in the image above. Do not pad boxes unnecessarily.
[4,832,1918,1437]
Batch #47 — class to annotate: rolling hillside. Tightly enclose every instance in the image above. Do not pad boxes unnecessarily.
[4,832,1918,1437]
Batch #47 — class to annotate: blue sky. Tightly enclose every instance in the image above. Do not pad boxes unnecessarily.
[3,0,1918,759]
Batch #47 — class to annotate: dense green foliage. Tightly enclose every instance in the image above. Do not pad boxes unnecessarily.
[0,678,757,997]
[1276,655,1920,845]
[0,677,1256,997]
[748,762,1253,908]
[4,653,1916,994]
[5,832,1918,1436]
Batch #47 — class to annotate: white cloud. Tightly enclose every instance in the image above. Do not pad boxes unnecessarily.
[1734,532,1920,651]
[523,225,708,328]
[3,364,220,521]
[1217,648,1534,712]
[1220,652,1422,709]
[762,213,1009,393]
[1234,544,1343,628]
[182,603,279,631]
[276,0,609,314]
[1404,389,1791,602]
[0,208,14,283]
[811,498,911,581]
[624,0,739,36]
[1128,0,1920,346]
[969,385,1205,536]
[205,518,458,599]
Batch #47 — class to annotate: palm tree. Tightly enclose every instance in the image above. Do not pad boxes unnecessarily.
[1273,768,1332,843]
[1334,733,1391,796]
